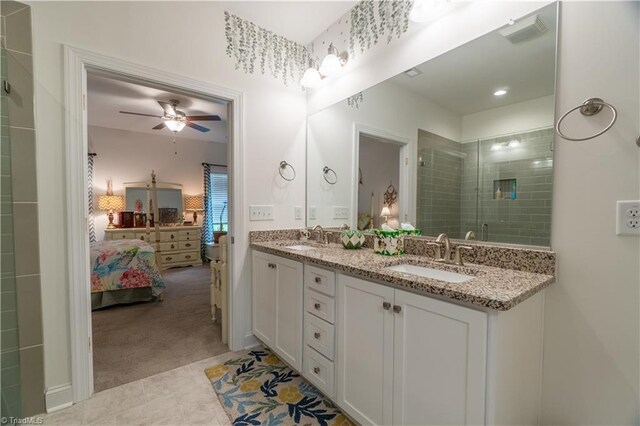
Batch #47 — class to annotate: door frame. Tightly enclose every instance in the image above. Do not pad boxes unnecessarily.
[64,45,245,403]
[351,123,415,229]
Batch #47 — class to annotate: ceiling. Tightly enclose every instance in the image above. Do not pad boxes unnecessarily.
[87,73,228,143]
[224,1,357,44]
[389,4,557,116]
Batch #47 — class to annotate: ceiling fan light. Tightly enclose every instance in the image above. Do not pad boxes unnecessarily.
[301,67,322,88]
[165,118,186,132]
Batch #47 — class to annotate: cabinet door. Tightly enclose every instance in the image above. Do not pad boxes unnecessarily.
[393,289,487,425]
[336,274,394,426]
[273,256,303,371]
[252,251,277,346]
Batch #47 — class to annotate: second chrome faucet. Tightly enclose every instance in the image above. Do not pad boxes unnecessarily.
[429,233,473,266]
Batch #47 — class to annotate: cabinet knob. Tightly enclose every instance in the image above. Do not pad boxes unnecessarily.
[171,234,175,239]
[166,256,172,261]
[313,367,321,374]
[314,303,321,310]
[383,302,391,310]
[314,332,321,339]
[314,277,322,283]
[185,255,191,259]
[393,305,402,314]
[171,244,175,249]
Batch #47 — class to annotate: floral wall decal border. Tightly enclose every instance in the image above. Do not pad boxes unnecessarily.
[224,11,309,87]
[349,0,414,57]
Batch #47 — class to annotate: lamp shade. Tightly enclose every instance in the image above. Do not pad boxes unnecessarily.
[185,195,204,211]
[380,206,391,217]
[98,195,124,211]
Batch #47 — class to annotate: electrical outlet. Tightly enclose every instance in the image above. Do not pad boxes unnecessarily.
[308,206,317,220]
[333,206,349,220]
[249,205,274,221]
[294,206,303,220]
[616,200,640,236]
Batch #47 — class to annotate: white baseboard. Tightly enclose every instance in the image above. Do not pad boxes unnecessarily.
[243,333,259,350]
[45,384,74,413]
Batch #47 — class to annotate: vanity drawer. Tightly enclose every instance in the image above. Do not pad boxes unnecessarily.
[179,241,197,250]
[179,229,198,240]
[305,289,335,324]
[305,313,335,360]
[161,231,180,242]
[303,346,334,397]
[304,265,336,297]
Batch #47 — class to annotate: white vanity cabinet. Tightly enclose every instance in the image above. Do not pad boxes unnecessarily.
[252,251,303,370]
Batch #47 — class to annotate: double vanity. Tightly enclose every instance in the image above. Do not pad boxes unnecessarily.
[251,231,555,425]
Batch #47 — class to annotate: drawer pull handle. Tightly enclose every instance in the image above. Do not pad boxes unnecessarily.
[314,277,322,283]
[166,257,173,261]
[268,263,277,269]
[383,302,391,310]
[171,244,175,249]
[393,305,402,314]
[185,255,191,259]
[314,303,321,310]
[313,367,321,374]
[171,235,175,239]
[314,332,321,339]
[185,243,191,247]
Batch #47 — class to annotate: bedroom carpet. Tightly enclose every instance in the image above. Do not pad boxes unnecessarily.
[92,264,228,392]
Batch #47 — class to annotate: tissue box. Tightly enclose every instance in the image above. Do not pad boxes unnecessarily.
[340,230,365,249]
[373,229,404,256]
[399,229,422,236]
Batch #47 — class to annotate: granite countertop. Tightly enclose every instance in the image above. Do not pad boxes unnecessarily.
[251,239,555,311]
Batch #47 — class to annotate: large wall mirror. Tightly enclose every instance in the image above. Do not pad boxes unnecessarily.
[307,3,557,247]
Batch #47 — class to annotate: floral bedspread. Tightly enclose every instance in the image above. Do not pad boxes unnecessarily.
[90,239,165,293]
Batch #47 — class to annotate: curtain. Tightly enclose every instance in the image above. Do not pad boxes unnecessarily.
[201,163,213,260]
[88,153,96,243]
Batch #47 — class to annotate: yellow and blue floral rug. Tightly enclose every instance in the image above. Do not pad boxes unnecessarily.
[205,348,353,426]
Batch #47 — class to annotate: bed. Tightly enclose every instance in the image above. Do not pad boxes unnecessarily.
[90,239,165,310]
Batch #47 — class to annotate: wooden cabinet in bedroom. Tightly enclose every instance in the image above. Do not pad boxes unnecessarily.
[104,225,202,270]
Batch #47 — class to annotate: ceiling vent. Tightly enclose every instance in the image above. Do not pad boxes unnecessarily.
[499,15,547,44]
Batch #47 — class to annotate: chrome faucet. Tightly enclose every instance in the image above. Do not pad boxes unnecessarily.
[453,245,473,266]
[434,233,452,263]
[431,233,473,265]
[312,225,327,244]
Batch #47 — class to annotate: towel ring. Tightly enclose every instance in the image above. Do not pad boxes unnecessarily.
[556,98,617,141]
[278,161,296,181]
[323,166,337,185]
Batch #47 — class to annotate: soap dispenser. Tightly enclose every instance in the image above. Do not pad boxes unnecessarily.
[495,186,502,200]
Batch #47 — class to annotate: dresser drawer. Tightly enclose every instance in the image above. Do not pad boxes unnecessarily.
[111,231,136,240]
[180,252,198,263]
[304,265,336,297]
[160,242,179,252]
[305,313,335,360]
[303,346,334,397]
[179,229,199,240]
[161,231,180,242]
[305,289,335,324]
[179,241,197,250]
[160,252,198,264]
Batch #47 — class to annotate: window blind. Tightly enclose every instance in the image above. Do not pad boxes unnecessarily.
[210,167,228,232]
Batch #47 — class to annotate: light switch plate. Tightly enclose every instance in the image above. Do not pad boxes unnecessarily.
[294,206,303,220]
[333,206,349,220]
[249,205,274,221]
[616,200,640,236]
[308,206,317,220]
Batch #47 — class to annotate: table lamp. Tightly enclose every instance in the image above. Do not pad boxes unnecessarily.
[98,194,125,229]
[185,195,204,225]
[380,205,391,224]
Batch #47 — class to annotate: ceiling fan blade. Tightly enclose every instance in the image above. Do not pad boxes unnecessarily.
[152,122,166,130]
[185,121,210,133]
[119,111,163,118]
[185,115,222,121]
[157,101,176,116]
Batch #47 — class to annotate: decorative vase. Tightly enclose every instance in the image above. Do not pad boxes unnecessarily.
[340,230,365,249]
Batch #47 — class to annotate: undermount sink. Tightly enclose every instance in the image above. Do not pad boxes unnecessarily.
[284,244,318,251]
[386,264,474,284]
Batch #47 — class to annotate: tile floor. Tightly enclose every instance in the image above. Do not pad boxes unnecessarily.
[38,353,233,425]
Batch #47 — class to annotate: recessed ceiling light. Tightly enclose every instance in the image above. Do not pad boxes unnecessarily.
[494,89,508,96]
[404,68,423,78]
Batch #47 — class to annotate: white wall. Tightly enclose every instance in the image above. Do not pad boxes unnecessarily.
[310,2,640,423]
[31,1,306,401]
[542,2,639,423]
[89,126,227,240]
[358,136,400,228]
[461,95,555,141]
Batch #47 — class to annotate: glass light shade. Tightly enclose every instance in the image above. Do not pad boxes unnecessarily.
[380,206,391,217]
[165,118,186,132]
[98,195,125,211]
[301,67,322,88]
[184,195,204,211]
[410,0,452,23]
[319,53,342,77]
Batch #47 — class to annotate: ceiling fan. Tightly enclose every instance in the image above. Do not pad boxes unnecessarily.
[119,99,221,133]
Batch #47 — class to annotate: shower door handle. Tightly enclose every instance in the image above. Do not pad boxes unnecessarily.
[481,223,489,241]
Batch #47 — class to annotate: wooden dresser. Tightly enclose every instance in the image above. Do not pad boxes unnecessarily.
[104,225,202,270]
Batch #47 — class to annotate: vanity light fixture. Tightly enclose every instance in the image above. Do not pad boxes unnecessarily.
[508,139,520,147]
[410,0,454,23]
[494,89,508,96]
[164,117,186,132]
[301,59,322,88]
[319,43,347,77]
[490,144,504,151]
